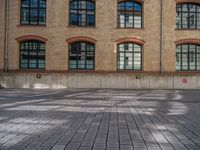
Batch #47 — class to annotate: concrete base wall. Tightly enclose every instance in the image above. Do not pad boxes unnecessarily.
[0,73,200,89]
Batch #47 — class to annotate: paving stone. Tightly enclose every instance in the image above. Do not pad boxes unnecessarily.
[0,89,200,150]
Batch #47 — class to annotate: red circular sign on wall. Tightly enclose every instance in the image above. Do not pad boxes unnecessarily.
[182,78,188,84]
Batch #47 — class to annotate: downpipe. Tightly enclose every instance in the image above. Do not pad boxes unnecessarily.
[160,0,164,74]
[4,0,9,72]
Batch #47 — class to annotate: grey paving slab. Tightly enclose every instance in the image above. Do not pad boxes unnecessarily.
[0,89,200,150]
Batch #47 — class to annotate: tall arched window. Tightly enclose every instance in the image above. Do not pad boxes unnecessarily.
[69,42,95,69]
[176,44,200,71]
[176,3,200,29]
[21,0,46,25]
[69,0,95,27]
[117,1,142,28]
[20,41,45,69]
[117,43,142,70]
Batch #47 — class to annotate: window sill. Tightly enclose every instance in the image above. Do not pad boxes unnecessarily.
[116,27,144,30]
[175,28,200,31]
[67,25,96,29]
[17,24,47,28]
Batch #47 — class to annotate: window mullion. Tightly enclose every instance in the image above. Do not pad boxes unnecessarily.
[188,44,190,70]
[38,0,40,25]
[181,4,182,29]
[85,43,87,69]
[86,1,88,26]
[29,0,31,24]
[133,2,134,28]
[132,44,134,70]
[195,45,197,70]
[181,45,182,70]
[195,5,197,29]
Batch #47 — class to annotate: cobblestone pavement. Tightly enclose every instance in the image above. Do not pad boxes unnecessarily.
[0,89,200,150]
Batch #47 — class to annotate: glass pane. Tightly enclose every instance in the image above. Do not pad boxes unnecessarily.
[126,2,134,10]
[29,63,37,68]
[197,54,200,70]
[128,44,133,51]
[182,45,188,52]
[70,1,78,9]
[38,63,45,69]
[21,63,28,68]
[87,15,95,26]
[30,0,38,8]
[78,60,85,69]
[182,12,189,28]
[21,51,28,63]
[189,13,196,28]
[197,46,200,53]
[38,60,45,64]
[125,14,133,27]
[22,0,29,7]
[70,60,77,69]
[189,52,196,70]
[21,9,29,24]
[134,44,141,52]
[189,4,196,12]
[176,53,181,70]
[125,53,133,69]
[176,12,181,28]
[197,13,200,29]
[182,53,188,70]
[30,9,38,24]
[79,10,86,26]
[134,3,142,11]
[118,2,125,10]
[70,13,78,25]
[87,1,95,10]
[79,0,86,9]
[86,60,94,69]
[176,4,182,12]
[182,4,188,12]
[176,45,181,52]
[39,0,46,8]
[40,43,45,50]
[39,10,46,24]
[119,13,125,27]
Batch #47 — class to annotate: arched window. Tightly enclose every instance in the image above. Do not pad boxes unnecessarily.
[117,1,142,28]
[176,44,200,71]
[69,42,95,70]
[69,0,95,27]
[20,41,45,69]
[21,0,46,25]
[176,3,200,29]
[117,43,142,70]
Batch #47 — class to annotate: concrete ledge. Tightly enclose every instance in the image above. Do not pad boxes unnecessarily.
[0,73,200,89]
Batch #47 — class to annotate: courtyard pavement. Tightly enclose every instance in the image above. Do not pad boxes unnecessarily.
[0,89,200,150]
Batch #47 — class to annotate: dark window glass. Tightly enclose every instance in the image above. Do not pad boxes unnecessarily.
[20,41,45,69]
[69,42,95,70]
[176,3,200,29]
[69,0,95,27]
[176,44,200,71]
[117,43,142,70]
[117,1,142,28]
[21,0,46,25]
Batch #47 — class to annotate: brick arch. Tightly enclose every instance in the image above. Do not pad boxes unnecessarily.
[117,0,144,4]
[175,38,200,45]
[66,36,97,44]
[16,35,48,43]
[176,0,200,4]
[115,37,145,45]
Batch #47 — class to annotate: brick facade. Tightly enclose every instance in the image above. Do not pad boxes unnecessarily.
[0,0,199,73]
